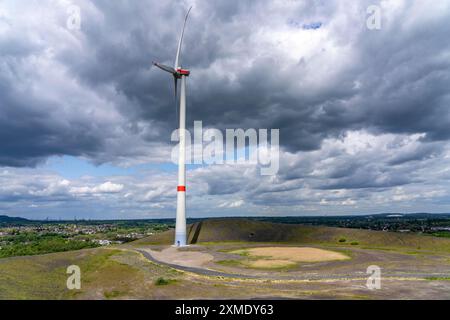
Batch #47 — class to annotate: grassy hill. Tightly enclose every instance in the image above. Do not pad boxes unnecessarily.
[0,248,185,300]
[134,218,450,253]
[0,215,31,226]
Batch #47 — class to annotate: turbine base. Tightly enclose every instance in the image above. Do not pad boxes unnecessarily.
[174,232,187,247]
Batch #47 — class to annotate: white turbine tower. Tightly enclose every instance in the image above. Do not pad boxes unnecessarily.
[153,7,192,247]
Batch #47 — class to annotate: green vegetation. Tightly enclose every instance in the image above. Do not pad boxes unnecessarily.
[350,242,359,246]
[339,238,347,243]
[425,277,450,281]
[0,233,99,258]
[432,231,450,238]
[217,258,296,270]
[0,248,120,299]
[154,277,176,286]
[231,249,251,257]
[216,259,242,267]
[104,290,126,299]
[0,248,185,299]
[243,259,297,270]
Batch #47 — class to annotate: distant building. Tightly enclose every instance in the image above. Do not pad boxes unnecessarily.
[95,239,112,246]
[431,227,450,232]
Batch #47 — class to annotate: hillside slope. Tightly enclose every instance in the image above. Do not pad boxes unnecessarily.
[134,218,450,253]
[0,215,30,225]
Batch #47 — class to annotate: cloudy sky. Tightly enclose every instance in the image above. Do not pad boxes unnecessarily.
[1,0,450,220]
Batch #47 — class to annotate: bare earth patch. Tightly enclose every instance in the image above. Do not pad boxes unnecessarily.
[234,247,350,263]
[143,247,214,268]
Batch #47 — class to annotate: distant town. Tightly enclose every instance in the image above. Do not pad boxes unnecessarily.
[1,213,450,258]
[0,216,173,258]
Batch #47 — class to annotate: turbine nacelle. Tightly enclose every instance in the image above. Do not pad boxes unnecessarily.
[177,68,190,77]
[152,62,190,78]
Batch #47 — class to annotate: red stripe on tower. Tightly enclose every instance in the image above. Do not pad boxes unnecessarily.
[177,186,186,192]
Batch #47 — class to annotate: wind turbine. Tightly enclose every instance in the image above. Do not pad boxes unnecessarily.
[153,7,192,247]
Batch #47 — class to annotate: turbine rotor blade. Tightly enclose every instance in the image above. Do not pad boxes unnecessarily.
[153,62,177,74]
[174,6,192,70]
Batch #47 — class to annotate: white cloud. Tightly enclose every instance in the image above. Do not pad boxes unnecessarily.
[70,181,124,195]
[219,199,245,208]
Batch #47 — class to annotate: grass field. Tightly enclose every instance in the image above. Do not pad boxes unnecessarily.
[0,248,182,299]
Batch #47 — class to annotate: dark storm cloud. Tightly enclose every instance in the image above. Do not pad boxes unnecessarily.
[2,0,450,168]
[54,0,356,153]
[387,142,442,166]
[2,0,450,217]
[0,60,104,167]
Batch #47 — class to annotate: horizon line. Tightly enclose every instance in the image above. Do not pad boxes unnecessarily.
[2,212,450,222]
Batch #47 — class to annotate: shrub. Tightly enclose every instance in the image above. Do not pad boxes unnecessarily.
[338,238,346,243]
[155,277,173,286]
[350,242,359,246]
[104,290,123,299]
